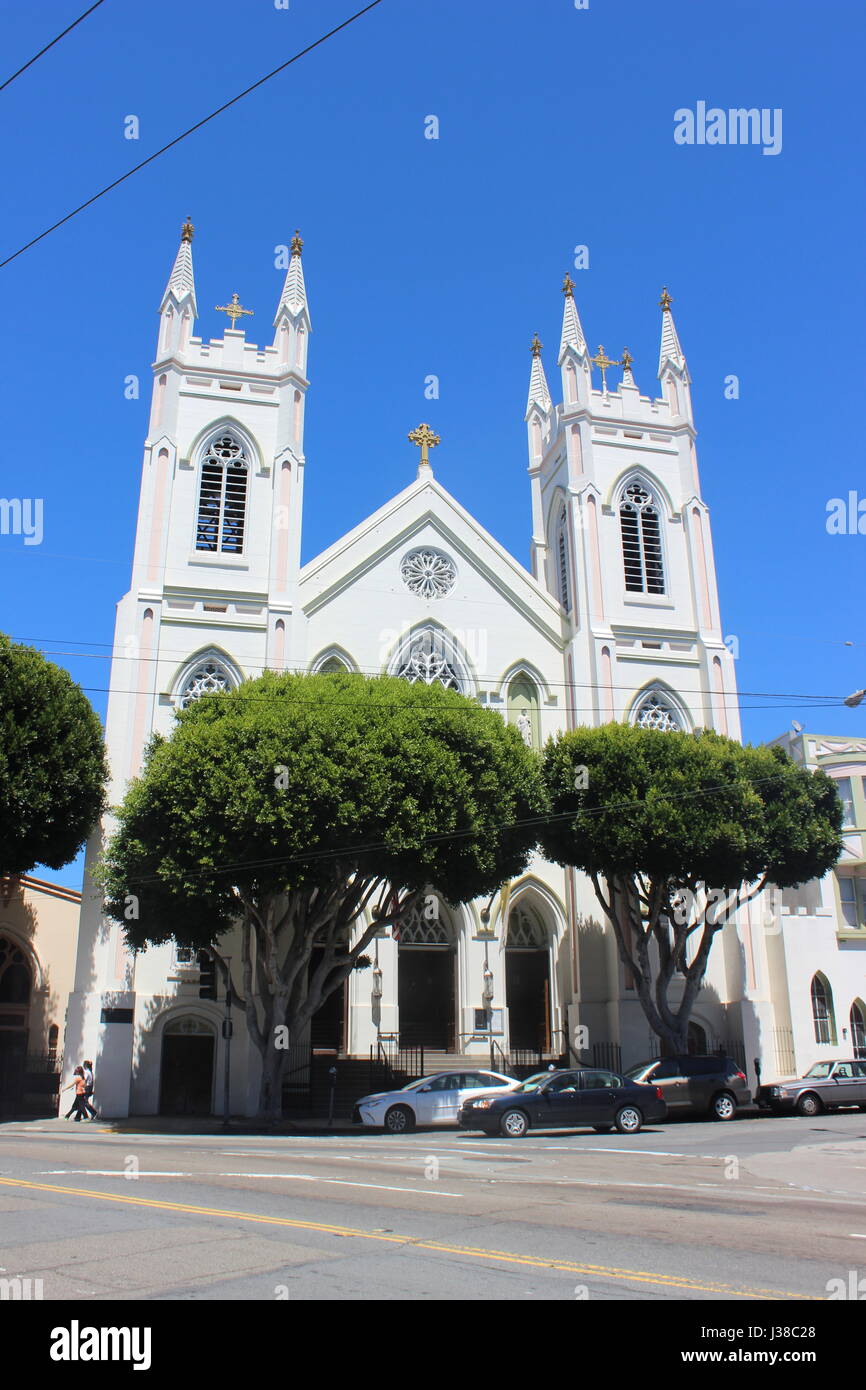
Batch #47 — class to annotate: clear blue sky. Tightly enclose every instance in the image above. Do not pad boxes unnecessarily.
[1,0,864,888]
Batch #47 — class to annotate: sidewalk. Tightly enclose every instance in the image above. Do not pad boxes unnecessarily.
[0,1114,363,1137]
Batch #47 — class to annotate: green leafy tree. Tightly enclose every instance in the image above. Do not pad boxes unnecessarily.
[97,671,546,1119]
[540,724,843,1054]
[0,634,108,876]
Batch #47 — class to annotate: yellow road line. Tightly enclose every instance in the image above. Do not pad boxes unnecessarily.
[0,1175,810,1299]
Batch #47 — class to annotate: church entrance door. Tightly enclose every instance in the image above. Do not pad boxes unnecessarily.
[396,900,456,1050]
[398,949,455,1050]
[159,1018,215,1116]
[505,950,550,1051]
[309,949,346,1051]
[505,906,551,1053]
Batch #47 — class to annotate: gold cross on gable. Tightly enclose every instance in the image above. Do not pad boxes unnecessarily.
[408,422,441,469]
[215,292,254,330]
[590,344,619,393]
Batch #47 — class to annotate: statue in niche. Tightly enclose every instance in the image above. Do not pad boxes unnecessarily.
[516,708,533,747]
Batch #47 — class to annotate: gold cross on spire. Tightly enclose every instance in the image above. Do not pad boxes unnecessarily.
[562,272,575,298]
[215,292,254,330]
[590,344,618,393]
[659,286,673,311]
[530,332,543,357]
[408,422,440,470]
[621,347,634,371]
[291,229,304,256]
[181,215,194,243]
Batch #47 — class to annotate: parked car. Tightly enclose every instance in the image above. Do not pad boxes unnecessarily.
[458,1067,666,1137]
[757,1059,866,1116]
[353,1070,518,1133]
[623,1054,750,1121]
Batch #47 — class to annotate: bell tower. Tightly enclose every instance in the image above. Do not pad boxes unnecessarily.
[525,277,738,740]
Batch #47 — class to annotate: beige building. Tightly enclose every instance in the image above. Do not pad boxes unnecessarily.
[0,875,81,1117]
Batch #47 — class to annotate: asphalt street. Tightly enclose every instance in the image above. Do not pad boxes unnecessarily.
[0,1111,864,1301]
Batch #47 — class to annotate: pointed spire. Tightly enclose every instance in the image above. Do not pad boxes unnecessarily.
[558,272,587,362]
[526,333,552,413]
[160,216,197,317]
[620,347,635,387]
[274,229,311,328]
[657,285,688,380]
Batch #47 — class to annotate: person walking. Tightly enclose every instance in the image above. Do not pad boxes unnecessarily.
[82,1059,98,1119]
[61,1066,90,1122]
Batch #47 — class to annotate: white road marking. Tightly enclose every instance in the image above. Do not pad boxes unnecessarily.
[36,1169,463,1197]
[849,1233,866,1238]
[38,1170,190,1177]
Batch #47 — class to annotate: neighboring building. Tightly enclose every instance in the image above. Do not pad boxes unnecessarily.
[760,732,866,1077]
[66,224,824,1117]
[0,875,81,1116]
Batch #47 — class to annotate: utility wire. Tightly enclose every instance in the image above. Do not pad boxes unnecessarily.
[0,0,387,269]
[0,1,108,94]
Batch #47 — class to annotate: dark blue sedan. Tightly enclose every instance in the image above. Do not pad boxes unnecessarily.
[458,1067,667,1137]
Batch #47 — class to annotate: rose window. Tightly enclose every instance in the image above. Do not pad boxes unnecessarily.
[400,548,456,600]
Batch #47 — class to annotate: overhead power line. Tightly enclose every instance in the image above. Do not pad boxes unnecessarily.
[0,1,108,94]
[0,0,387,269]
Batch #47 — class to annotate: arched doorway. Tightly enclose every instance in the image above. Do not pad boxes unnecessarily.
[505,905,551,1052]
[159,1015,216,1116]
[851,1000,866,1061]
[687,1020,708,1055]
[0,938,31,1115]
[397,901,456,1050]
[309,946,347,1052]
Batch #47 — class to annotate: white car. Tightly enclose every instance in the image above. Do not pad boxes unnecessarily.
[353,1070,519,1133]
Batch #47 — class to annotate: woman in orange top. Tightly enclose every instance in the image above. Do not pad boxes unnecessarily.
[62,1066,90,1122]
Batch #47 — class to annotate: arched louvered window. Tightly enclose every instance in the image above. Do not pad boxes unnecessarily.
[195,434,249,554]
[620,481,664,594]
[811,973,836,1045]
[556,506,571,612]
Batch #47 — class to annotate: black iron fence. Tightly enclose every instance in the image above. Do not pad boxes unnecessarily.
[374,1035,424,1085]
[0,1053,61,1119]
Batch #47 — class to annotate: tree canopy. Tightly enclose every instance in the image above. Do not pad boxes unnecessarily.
[0,634,108,877]
[98,670,546,1116]
[539,723,843,1051]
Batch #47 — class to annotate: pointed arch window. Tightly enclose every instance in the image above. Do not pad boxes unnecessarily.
[811,973,836,1045]
[195,434,249,554]
[506,905,546,949]
[851,1000,866,1060]
[633,690,681,731]
[555,505,571,612]
[0,938,30,1005]
[179,659,232,707]
[620,481,664,594]
[392,628,465,693]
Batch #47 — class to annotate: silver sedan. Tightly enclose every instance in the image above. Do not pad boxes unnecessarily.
[353,1069,519,1133]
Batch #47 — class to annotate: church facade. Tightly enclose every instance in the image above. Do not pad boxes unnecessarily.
[64,224,844,1117]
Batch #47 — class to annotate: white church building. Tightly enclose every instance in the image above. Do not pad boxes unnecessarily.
[63,224,864,1116]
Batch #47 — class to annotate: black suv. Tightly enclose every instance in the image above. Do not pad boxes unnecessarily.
[623,1055,751,1121]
